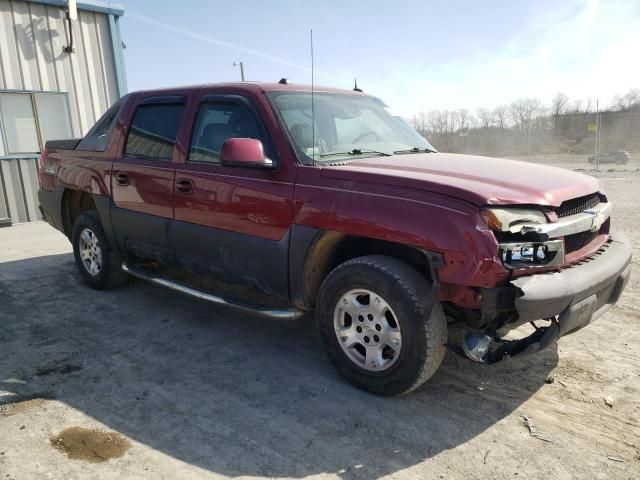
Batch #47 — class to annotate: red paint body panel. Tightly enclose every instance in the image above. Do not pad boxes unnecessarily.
[38,82,611,312]
[171,86,297,242]
[51,150,113,197]
[322,154,601,207]
[173,164,294,241]
[111,160,175,219]
[293,165,509,289]
[219,137,266,165]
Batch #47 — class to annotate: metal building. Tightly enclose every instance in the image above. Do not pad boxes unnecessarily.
[0,0,126,226]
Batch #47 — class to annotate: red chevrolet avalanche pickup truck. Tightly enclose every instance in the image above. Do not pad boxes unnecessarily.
[37,82,632,395]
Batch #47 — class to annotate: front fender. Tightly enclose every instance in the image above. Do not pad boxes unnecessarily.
[293,175,507,289]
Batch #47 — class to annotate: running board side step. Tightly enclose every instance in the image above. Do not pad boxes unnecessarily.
[121,262,304,321]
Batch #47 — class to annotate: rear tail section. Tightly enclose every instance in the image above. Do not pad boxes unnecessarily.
[38,139,81,190]
[37,146,50,188]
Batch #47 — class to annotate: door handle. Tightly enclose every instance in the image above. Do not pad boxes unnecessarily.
[114,172,129,186]
[175,178,194,194]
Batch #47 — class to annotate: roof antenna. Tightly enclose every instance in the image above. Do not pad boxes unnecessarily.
[353,78,362,92]
[310,29,316,166]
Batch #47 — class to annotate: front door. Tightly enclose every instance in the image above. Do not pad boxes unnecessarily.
[111,95,186,264]
[171,94,295,298]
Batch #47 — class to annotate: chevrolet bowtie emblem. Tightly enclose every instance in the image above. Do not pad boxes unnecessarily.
[584,208,606,232]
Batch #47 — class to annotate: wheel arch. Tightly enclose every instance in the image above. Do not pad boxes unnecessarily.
[61,189,96,236]
[291,226,436,311]
[61,189,117,250]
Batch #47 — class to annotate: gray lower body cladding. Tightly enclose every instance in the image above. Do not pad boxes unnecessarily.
[510,235,632,329]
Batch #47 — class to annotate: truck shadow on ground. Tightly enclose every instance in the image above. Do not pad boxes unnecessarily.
[1,254,558,478]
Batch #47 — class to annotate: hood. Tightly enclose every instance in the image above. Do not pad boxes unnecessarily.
[320,152,601,207]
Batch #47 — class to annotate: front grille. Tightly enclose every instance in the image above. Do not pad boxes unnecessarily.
[556,193,600,218]
[564,229,599,253]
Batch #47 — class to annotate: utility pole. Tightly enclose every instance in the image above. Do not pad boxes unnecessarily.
[466,123,470,154]
[527,121,531,162]
[595,99,600,172]
[233,61,245,81]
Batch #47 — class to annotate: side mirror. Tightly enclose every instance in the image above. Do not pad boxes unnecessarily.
[220,138,274,168]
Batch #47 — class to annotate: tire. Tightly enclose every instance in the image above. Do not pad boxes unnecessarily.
[316,255,447,396]
[71,210,128,290]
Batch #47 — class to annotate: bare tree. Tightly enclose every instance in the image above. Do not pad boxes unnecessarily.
[426,110,446,136]
[426,110,452,148]
[415,87,639,155]
[493,105,508,129]
[613,88,640,110]
[468,114,479,130]
[508,101,523,129]
[477,108,494,129]
[510,98,545,133]
[416,111,427,136]
[551,93,569,117]
[454,109,469,132]
[569,99,583,115]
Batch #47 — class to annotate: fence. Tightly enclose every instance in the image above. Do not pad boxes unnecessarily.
[419,111,640,166]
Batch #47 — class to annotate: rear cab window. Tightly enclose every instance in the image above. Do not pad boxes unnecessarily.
[77,96,128,152]
[124,96,186,160]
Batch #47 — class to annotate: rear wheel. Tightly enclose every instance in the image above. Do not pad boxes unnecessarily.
[72,211,128,290]
[316,255,447,396]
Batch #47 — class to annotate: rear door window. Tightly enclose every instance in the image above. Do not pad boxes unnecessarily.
[124,99,185,160]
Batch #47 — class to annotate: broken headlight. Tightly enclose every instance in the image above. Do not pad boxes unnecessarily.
[498,240,564,269]
[481,208,564,269]
[480,207,548,232]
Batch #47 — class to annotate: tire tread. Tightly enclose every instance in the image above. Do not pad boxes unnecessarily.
[72,210,128,290]
[317,255,447,395]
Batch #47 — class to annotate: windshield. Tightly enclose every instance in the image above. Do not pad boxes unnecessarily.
[268,92,435,164]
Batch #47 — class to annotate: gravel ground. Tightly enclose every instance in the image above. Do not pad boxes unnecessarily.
[0,162,638,479]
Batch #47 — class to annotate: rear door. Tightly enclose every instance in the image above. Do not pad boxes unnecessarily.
[171,93,295,298]
[111,95,186,264]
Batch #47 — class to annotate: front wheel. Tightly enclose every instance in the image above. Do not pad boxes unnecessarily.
[316,255,447,396]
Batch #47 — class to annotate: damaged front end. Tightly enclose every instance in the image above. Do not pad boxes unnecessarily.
[451,235,632,365]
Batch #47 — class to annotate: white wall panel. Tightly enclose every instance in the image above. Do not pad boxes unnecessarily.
[79,10,106,119]
[0,2,24,89]
[19,157,40,221]
[11,1,41,90]
[29,2,59,91]
[0,0,123,224]
[95,13,118,107]
[46,5,83,137]
[0,160,27,223]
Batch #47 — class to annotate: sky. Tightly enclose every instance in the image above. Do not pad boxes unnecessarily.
[112,0,640,116]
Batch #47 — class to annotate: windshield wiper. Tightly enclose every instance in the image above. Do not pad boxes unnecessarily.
[393,147,437,154]
[319,148,392,159]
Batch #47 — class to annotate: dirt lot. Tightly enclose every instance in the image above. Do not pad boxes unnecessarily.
[1,162,639,479]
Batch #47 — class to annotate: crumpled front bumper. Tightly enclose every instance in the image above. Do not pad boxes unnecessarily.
[511,235,631,328]
[484,235,631,363]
